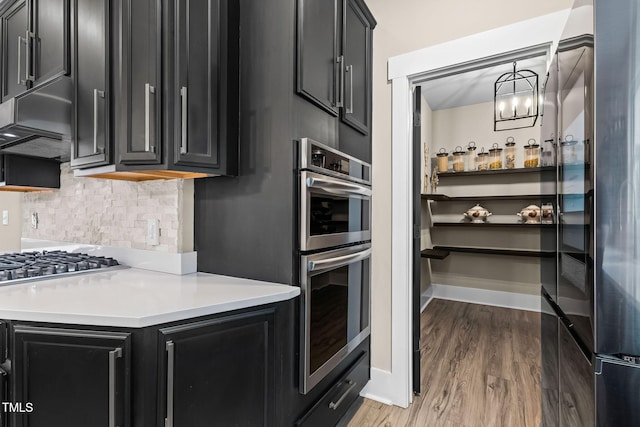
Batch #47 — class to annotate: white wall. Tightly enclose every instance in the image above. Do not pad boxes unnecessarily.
[0,192,21,252]
[365,0,573,373]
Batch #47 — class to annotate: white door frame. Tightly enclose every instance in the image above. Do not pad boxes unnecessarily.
[378,10,572,408]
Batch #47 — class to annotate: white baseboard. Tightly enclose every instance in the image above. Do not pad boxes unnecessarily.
[429,283,540,312]
[359,368,396,406]
[420,286,434,313]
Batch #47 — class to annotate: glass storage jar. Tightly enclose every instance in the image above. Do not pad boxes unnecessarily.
[466,141,477,170]
[489,143,503,169]
[505,136,516,169]
[477,149,489,171]
[311,148,326,168]
[452,146,465,172]
[436,148,449,172]
[524,139,540,167]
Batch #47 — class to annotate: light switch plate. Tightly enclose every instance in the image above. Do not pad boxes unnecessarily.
[2,210,8,225]
[147,219,160,246]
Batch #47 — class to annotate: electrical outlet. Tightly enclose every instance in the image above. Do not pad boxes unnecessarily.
[31,213,38,229]
[2,210,8,225]
[146,219,160,246]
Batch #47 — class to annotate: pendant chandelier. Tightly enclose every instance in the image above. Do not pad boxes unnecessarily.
[494,61,539,131]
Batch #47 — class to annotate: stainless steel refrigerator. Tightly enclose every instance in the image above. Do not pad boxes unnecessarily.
[540,0,640,425]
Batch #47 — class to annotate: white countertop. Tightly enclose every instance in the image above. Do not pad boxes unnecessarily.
[0,268,300,328]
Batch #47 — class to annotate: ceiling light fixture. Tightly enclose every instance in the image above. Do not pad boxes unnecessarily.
[494,61,539,131]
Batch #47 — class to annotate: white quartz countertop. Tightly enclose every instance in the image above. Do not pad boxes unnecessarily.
[0,268,299,328]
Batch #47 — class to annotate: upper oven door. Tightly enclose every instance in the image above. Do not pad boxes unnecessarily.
[300,171,372,252]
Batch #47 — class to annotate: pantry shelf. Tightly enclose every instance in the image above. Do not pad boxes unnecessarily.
[430,246,556,258]
[421,194,555,202]
[436,166,556,177]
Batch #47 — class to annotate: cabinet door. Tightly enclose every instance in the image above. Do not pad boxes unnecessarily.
[12,325,131,427]
[70,0,109,168]
[159,308,276,427]
[30,0,70,87]
[115,0,161,165]
[296,0,340,116]
[341,0,372,135]
[173,0,221,168]
[1,0,28,102]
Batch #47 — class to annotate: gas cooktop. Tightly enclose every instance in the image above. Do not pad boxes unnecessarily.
[0,250,123,285]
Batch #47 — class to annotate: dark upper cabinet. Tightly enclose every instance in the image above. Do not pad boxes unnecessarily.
[11,325,131,427]
[296,0,375,161]
[170,0,236,172]
[341,0,372,135]
[1,0,28,102]
[114,0,162,166]
[296,0,340,116]
[1,0,69,103]
[71,0,238,178]
[158,308,276,427]
[70,0,109,168]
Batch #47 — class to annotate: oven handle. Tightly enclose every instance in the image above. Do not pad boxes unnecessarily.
[308,248,371,272]
[306,176,372,198]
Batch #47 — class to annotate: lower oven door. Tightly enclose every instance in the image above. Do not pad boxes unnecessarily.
[301,171,372,251]
[300,243,371,394]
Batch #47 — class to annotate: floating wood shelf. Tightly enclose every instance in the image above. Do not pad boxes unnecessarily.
[421,194,556,202]
[433,246,556,258]
[432,219,555,228]
[420,248,451,260]
[437,166,556,177]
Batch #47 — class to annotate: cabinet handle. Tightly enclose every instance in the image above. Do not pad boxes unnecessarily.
[180,87,187,154]
[346,65,353,114]
[145,83,156,153]
[26,31,35,82]
[337,56,345,108]
[25,30,31,83]
[93,89,105,154]
[108,347,123,427]
[328,380,356,410]
[165,341,175,427]
[17,36,25,85]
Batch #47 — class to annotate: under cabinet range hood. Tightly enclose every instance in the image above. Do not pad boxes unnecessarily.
[0,76,73,162]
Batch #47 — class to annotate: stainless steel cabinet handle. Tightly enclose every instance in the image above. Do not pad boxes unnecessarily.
[93,89,105,154]
[328,380,356,410]
[145,83,156,153]
[25,31,31,83]
[17,36,25,85]
[306,175,372,197]
[180,87,187,154]
[346,65,353,114]
[165,341,175,427]
[308,249,371,272]
[108,347,123,427]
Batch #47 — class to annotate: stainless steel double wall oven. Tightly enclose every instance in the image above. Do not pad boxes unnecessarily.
[298,138,372,394]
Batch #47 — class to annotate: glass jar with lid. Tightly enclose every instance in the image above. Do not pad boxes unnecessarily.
[436,148,449,172]
[452,146,465,172]
[477,148,489,171]
[505,136,516,169]
[466,141,477,170]
[489,143,503,169]
[524,139,540,167]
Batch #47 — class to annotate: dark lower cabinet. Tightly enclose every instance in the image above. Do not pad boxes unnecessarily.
[11,325,131,427]
[158,308,276,427]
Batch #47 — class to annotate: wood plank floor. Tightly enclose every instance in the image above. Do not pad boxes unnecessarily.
[348,299,541,427]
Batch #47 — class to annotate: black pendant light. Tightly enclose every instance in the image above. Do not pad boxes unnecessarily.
[494,61,539,131]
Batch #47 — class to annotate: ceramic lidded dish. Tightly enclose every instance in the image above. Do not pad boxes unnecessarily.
[517,204,541,223]
[463,204,492,223]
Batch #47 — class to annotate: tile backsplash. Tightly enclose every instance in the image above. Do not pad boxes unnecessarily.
[22,164,194,253]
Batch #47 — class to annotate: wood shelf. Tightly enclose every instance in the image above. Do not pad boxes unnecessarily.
[432,218,555,228]
[421,194,555,202]
[432,246,555,258]
[420,248,451,260]
[436,166,556,177]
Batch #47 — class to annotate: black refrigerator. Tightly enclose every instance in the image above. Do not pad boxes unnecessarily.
[541,0,640,426]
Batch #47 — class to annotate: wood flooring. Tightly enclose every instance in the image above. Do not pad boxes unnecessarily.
[348,299,541,427]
